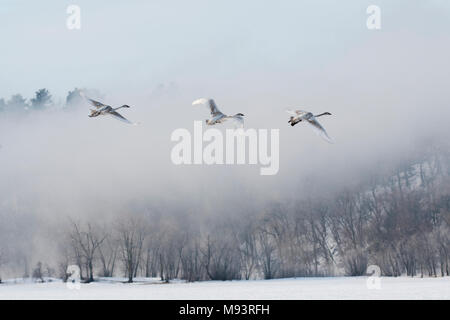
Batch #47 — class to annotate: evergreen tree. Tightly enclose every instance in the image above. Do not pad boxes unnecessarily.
[30,88,52,110]
[66,88,84,108]
[7,94,29,112]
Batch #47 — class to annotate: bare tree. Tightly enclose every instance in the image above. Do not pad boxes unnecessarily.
[255,222,278,280]
[98,234,118,277]
[202,232,241,281]
[117,217,147,283]
[180,236,205,282]
[69,221,106,282]
[32,261,44,282]
[158,228,185,282]
[233,222,259,280]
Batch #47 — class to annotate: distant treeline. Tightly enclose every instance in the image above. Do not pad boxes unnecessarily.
[43,140,449,283]
[0,88,86,113]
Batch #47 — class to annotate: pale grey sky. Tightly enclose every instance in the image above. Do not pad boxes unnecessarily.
[1,0,448,100]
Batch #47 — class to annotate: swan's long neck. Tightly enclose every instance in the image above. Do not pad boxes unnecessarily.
[315,112,331,117]
[114,106,125,110]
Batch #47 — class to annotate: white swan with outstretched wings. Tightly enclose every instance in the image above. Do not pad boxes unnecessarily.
[80,92,139,125]
[286,109,333,143]
[193,98,244,128]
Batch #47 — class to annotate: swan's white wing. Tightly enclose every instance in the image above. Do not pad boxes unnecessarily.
[192,98,208,106]
[193,98,223,116]
[108,111,137,125]
[286,109,298,116]
[306,117,334,143]
[286,109,308,117]
[208,99,223,116]
[80,92,109,109]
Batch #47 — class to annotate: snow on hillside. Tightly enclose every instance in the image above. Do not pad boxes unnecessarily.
[0,277,449,300]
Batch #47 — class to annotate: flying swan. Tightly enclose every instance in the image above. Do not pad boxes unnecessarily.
[286,109,333,143]
[192,98,244,128]
[81,92,139,125]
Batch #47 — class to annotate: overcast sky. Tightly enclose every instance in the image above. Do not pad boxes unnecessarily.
[0,0,448,100]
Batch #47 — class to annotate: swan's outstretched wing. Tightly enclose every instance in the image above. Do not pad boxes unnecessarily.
[88,99,109,109]
[108,110,137,125]
[306,117,334,143]
[286,109,308,117]
[193,98,223,116]
[192,98,208,106]
[80,92,109,109]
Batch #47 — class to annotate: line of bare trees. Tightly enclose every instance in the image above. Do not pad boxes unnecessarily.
[0,138,442,283]
[53,141,449,283]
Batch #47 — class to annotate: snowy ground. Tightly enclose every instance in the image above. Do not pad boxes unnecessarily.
[0,277,449,300]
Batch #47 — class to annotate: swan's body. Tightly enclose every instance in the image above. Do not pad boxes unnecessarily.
[192,98,244,128]
[81,92,138,125]
[286,109,333,143]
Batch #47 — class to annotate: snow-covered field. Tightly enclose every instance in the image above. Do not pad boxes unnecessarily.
[0,277,449,300]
